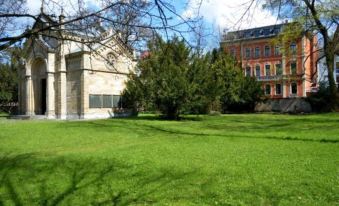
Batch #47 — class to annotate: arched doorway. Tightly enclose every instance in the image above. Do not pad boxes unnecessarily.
[31,58,47,115]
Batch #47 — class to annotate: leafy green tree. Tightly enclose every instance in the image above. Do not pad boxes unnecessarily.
[123,39,263,118]
[124,37,191,119]
[186,51,222,114]
[0,47,23,113]
[0,64,17,103]
[210,50,263,113]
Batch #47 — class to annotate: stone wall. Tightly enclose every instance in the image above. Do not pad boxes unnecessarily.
[66,57,82,118]
[255,98,312,113]
[83,69,129,119]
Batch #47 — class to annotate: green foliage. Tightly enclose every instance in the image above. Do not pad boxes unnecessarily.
[0,114,338,205]
[307,82,334,112]
[205,50,263,113]
[123,38,263,118]
[124,37,191,119]
[0,64,18,104]
[270,22,304,55]
[0,47,23,113]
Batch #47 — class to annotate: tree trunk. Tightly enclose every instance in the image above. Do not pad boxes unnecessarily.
[324,43,338,109]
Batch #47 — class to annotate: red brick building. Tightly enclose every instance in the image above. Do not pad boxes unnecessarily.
[220,23,318,98]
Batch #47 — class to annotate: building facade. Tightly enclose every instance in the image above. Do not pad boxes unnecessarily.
[221,23,318,98]
[18,12,136,119]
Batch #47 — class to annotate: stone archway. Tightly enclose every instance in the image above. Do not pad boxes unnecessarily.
[31,58,47,115]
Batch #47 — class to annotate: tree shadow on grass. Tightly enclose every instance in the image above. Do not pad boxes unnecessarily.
[0,153,198,205]
[113,115,203,122]
[59,119,339,144]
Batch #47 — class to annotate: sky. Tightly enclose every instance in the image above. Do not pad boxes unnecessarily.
[27,0,280,30]
[179,0,280,31]
[25,0,281,49]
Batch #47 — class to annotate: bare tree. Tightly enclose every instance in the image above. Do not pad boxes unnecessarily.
[261,0,338,106]
[0,0,200,55]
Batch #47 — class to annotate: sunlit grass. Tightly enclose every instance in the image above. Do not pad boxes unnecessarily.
[0,114,338,205]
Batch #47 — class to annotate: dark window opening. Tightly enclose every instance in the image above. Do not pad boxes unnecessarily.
[255,47,260,58]
[291,83,297,94]
[264,46,270,57]
[255,65,260,77]
[265,84,271,95]
[291,62,297,75]
[265,65,271,76]
[276,63,282,75]
[275,84,282,95]
[40,79,46,115]
[245,48,251,58]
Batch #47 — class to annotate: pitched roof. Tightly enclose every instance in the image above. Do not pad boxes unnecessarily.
[222,23,288,42]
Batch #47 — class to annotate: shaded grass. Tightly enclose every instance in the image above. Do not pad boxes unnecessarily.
[0,114,338,205]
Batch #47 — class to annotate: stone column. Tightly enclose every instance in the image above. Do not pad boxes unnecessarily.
[25,75,33,116]
[46,53,56,119]
[58,56,67,119]
[46,72,55,118]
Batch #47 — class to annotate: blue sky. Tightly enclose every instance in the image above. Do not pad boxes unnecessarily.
[25,0,281,49]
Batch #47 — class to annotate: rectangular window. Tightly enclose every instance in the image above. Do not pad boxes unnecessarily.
[276,63,282,75]
[113,95,122,108]
[275,84,282,95]
[103,95,113,108]
[291,83,297,94]
[264,45,270,57]
[255,47,260,58]
[274,46,281,56]
[265,64,271,76]
[245,67,251,77]
[245,48,251,58]
[255,65,260,77]
[290,43,296,55]
[89,95,102,108]
[265,84,271,95]
[291,61,297,74]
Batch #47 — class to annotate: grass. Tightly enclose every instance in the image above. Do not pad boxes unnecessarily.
[0,111,9,119]
[0,113,338,205]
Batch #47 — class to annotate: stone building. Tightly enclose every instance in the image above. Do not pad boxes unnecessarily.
[221,23,318,98]
[18,11,136,119]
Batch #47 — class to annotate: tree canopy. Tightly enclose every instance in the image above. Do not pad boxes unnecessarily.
[123,37,263,119]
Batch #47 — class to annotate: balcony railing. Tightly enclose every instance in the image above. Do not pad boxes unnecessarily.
[256,74,303,81]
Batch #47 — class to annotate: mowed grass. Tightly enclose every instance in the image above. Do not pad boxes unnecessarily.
[0,114,338,205]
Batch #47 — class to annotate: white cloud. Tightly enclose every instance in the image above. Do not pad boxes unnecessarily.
[183,0,281,31]
[26,0,102,15]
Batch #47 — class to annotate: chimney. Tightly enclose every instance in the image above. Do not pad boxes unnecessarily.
[59,8,65,23]
[59,8,65,30]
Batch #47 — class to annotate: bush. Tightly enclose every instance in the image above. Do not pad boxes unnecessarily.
[307,82,333,112]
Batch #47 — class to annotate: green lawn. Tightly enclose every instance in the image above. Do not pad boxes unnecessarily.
[0,114,338,205]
